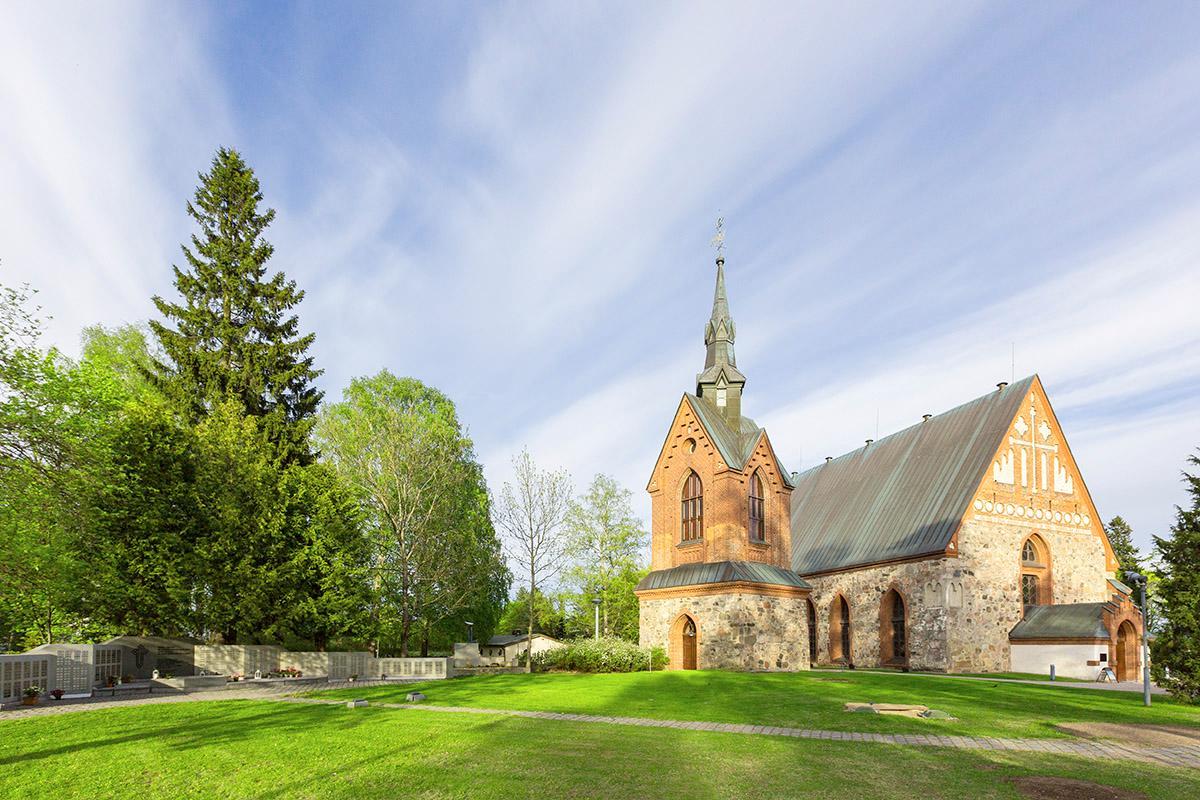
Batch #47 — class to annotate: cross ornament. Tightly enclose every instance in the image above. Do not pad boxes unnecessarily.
[710,216,725,256]
[1008,400,1058,493]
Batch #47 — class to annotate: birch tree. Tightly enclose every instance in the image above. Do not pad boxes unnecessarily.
[316,372,506,655]
[493,448,572,672]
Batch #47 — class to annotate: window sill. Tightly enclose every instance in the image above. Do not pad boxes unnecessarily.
[748,539,769,547]
[677,540,703,549]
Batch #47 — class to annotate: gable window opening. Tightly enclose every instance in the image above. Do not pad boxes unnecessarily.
[1020,535,1051,617]
[681,471,704,543]
[748,470,766,543]
[716,386,727,408]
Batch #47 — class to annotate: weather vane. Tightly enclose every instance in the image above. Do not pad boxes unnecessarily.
[710,216,725,257]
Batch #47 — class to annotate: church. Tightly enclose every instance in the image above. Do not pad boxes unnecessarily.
[635,250,1144,679]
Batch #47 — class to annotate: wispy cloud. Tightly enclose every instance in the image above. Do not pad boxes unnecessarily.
[3,2,1199,556]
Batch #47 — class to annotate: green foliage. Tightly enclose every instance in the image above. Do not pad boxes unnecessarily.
[150,147,321,465]
[1104,515,1143,574]
[316,371,509,656]
[561,474,648,641]
[532,637,666,673]
[498,588,565,639]
[1151,450,1200,703]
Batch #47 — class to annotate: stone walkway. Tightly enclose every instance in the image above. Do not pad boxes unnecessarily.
[819,669,1167,695]
[277,696,1200,769]
[4,683,1197,769]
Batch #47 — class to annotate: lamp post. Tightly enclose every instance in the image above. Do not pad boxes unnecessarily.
[1124,570,1151,707]
[592,597,602,640]
[464,621,474,644]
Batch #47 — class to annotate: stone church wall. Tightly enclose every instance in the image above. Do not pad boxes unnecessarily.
[804,558,956,672]
[948,515,1110,672]
[640,591,811,671]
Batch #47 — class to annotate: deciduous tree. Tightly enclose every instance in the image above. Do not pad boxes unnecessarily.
[493,449,572,672]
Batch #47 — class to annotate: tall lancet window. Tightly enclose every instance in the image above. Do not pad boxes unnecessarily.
[681,471,704,543]
[748,470,766,543]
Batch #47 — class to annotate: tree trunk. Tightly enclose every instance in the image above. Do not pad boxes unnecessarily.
[420,627,429,658]
[527,564,535,674]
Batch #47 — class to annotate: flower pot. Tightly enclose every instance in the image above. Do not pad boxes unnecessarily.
[21,696,38,706]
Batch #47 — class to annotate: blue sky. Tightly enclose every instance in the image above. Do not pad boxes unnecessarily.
[3,2,1199,556]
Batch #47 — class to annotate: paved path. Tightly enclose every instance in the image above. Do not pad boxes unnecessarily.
[5,683,1197,769]
[819,669,1167,695]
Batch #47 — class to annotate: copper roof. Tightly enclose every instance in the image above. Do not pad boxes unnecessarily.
[790,376,1036,575]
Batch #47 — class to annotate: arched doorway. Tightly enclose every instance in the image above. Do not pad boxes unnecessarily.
[681,616,697,670]
[1115,621,1138,681]
[880,589,907,667]
[806,598,818,664]
[829,595,852,665]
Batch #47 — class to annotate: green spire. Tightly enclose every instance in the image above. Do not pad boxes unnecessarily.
[696,252,746,422]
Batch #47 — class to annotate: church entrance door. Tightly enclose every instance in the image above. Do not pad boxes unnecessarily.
[682,617,697,670]
[1115,621,1137,682]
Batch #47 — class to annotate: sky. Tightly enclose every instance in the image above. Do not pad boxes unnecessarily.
[2,2,1199,557]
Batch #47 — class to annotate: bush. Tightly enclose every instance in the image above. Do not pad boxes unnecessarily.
[532,637,667,673]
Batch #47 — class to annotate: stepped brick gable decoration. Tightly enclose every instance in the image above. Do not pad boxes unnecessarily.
[636,226,1140,678]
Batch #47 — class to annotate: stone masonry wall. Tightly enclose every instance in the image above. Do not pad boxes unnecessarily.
[804,558,956,672]
[948,516,1109,672]
[640,591,811,671]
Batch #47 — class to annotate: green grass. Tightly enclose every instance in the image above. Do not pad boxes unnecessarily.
[947,671,1087,683]
[315,670,1200,739]
[2,700,1199,799]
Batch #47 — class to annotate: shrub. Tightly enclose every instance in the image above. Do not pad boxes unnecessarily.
[532,637,667,673]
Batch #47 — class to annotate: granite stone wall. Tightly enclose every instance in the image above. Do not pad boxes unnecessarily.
[948,516,1110,672]
[804,558,956,672]
[640,591,811,671]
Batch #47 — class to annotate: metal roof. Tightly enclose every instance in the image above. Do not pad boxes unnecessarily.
[790,376,1036,575]
[684,394,794,488]
[636,560,811,592]
[1107,578,1132,596]
[1008,603,1110,640]
[485,633,558,647]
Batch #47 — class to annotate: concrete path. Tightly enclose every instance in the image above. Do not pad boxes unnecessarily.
[4,682,1196,769]
[819,669,1167,695]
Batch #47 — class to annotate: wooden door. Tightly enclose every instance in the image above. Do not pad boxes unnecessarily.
[1115,622,1137,682]
[682,617,697,670]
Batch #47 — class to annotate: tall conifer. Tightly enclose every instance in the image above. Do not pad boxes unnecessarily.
[150,148,321,464]
[1151,451,1200,702]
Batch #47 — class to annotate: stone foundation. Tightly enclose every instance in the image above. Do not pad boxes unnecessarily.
[639,590,811,671]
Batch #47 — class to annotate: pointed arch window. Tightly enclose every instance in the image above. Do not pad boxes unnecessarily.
[829,596,852,664]
[748,470,766,543]
[681,471,704,543]
[881,589,907,666]
[1020,535,1051,616]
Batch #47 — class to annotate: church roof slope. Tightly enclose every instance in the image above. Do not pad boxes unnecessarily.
[790,375,1036,575]
[1008,603,1110,641]
[684,394,793,487]
[636,560,811,592]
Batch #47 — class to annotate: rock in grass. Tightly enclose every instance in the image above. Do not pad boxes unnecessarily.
[346,700,369,709]
[406,692,426,703]
[844,702,879,714]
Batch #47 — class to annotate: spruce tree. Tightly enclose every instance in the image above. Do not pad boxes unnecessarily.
[150,148,321,464]
[1104,515,1143,575]
[1151,451,1200,703]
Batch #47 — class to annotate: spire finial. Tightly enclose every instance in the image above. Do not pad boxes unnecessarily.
[710,215,725,261]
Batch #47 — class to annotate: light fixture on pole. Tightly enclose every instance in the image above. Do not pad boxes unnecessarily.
[464,621,474,644]
[592,597,602,640]
[1124,570,1152,707]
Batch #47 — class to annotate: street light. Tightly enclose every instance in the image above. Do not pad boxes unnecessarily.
[592,597,602,640]
[1124,570,1151,707]
[464,621,474,644]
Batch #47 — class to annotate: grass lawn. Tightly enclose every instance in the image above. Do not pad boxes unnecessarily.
[316,669,1200,739]
[3,700,1199,799]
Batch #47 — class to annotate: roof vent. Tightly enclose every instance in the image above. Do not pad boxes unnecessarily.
[997,381,1008,391]
[791,471,800,481]
[865,439,873,446]
[825,456,832,463]
[922,414,932,422]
